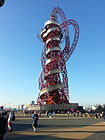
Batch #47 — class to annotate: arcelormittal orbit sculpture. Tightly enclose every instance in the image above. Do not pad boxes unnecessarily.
[37,7,79,105]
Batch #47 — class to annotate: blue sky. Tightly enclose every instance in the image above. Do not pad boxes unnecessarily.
[0,0,105,107]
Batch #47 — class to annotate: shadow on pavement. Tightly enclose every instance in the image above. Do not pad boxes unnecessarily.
[39,130,105,133]
[4,133,81,140]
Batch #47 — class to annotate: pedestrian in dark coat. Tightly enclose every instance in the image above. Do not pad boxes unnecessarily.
[32,112,39,132]
[0,112,7,140]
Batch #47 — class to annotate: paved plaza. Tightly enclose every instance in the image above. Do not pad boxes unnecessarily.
[4,113,105,140]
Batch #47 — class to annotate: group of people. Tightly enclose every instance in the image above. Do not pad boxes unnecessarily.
[0,110,105,140]
[0,110,39,140]
[0,111,15,140]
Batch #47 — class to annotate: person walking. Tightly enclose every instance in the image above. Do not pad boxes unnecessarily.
[7,112,14,132]
[0,112,7,140]
[32,112,39,132]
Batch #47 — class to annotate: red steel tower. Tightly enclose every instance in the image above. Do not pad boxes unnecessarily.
[37,7,79,105]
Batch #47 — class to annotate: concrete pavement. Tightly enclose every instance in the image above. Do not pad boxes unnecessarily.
[4,113,105,140]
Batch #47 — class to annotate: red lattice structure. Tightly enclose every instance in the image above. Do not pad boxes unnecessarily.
[37,7,79,105]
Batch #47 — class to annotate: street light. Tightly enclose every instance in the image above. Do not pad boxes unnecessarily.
[0,0,5,7]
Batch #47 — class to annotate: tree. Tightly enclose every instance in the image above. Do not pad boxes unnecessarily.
[95,105,103,113]
[103,104,105,112]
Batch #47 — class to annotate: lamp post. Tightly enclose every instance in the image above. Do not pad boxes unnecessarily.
[0,0,5,7]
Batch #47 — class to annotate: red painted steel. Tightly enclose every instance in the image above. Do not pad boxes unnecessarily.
[37,7,79,105]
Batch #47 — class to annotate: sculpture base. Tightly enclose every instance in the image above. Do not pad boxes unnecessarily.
[28,103,79,111]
